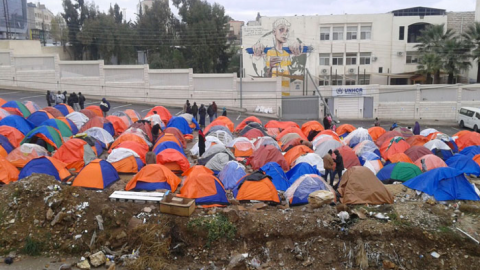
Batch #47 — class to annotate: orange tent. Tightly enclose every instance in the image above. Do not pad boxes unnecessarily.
[126,164,181,192]
[265,120,299,130]
[376,130,403,147]
[0,156,19,184]
[112,141,149,163]
[205,118,234,133]
[453,130,471,138]
[85,105,103,117]
[106,115,128,136]
[336,124,356,137]
[414,154,447,171]
[0,98,6,106]
[53,138,97,172]
[7,144,48,168]
[333,145,361,169]
[474,154,480,166]
[380,137,411,161]
[182,165,214,177]
[72,159,119,189]
[301,121,324,138]
[455,131,480,151]
[156,148,190,172]
[235,172,280,203]
[110,133,149,150]
[368,127,386,142]
[313,130,341,142]
[163,127,187,148]
[406,135,430,147]
[111,156,143,174]
[79,116,113,134]
[247,145,289,171]
[276,127,308,142]
[231,139,254,157]
[387,153,413,164]
[153,133,182,150]
[284,145,313,167]
[124,109,141,123]
[145,106,171,125]
[80,109,97,119]
[235,116,262,132]
[0,126,24,147]
[179,173,229,207]
[281,137,303,152]
[42,107,64,118]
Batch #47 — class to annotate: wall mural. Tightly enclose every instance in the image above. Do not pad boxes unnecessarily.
[246,18,312,95]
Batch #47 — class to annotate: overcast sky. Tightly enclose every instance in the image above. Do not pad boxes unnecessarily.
[41,0,477,23]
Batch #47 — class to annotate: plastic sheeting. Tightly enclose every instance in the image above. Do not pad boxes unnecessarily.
[343,128,372,147]
[227,137,254,151]
[190,136,224,156]
[201,144,235,159]
[218,161,246,190]
[314,139,343,157]
[66,112,89,130]
[420,128,438,137]
[424,139,452,151]
[285,174,332,205]
[294,153,325,174]
[254,137,281,151]
[107,148,139,163]
[6,143,48,167]
[205,153,231,171]
[208,130,233,145]
[84,127,115,145]
[354,141,379,156]
[123,128,152,147]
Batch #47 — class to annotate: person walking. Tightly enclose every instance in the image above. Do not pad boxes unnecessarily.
[333,149,344,190]
[100,98,111,117]
[198,129,206,157]
[46,91,53,107]
[323,115,331,130]
[191,102,198,121]
[323,150,335,186]
[71,92,80,111]
[207,104,215,123]
[413,121,420,135]
[62,91,67,103]
[212,101,218,119]
[78,92,86,109]
[222,107,227,117]
[55,91,64,105]
[199,104,207,128]
[183,100,189,114]
[374,117,380,127]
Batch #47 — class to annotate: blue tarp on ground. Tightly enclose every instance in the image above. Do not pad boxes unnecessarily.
[460,146,480,158]
[446,154,480,177]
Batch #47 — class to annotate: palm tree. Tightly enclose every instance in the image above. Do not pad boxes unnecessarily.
[440,38,472,84]
[417,53,442,84]
[463,22,480,83]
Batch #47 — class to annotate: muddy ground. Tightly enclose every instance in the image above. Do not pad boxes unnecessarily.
[0,174,479,270]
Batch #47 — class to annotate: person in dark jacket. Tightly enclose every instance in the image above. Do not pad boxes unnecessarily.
[333,149,344,189]
[199,104,207,128]
[207,104,215,123]
[374,117,380,127]
[198,129,206,157]
[71,92,80,111]
[212,101,218,119]
[78,92,86,109]
[222,107,227,117]
[67,93,74,107]
[323,115,331,130]
[413,121,420,135]
[191,102,198,121]
[46,90,52,106]
[100,98,111,117]
[62,91,67,103]
[323,150,335,186]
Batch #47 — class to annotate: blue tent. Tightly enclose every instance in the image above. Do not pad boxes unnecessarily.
[446,154,480,177]
[0,115,36,135]
[261,162,290,191]
[286,174,332,205]
[19,157,70,181]
[153,141,186,157]
[359,151,381,166]
[0,134,14,155]
[191,117,200,130]
[286,162,321,186]
[403,167,480,201]
[167,116,192,135]
[218,161,246,190]
[460,146,480,158]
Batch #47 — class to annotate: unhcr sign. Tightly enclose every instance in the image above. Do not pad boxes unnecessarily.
[332,87,364,97]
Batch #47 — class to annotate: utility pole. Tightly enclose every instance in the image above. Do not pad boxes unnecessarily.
[239,46,243,108]
[2,0,10,39]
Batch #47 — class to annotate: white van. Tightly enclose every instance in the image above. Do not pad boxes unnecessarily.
[458,107,480,132]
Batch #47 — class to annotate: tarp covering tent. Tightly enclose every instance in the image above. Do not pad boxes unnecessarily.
[375,130,403,147]
[190,136,223,157]
[84,127,115,148]
[208,125,233,137]
[125,164,181,191]
[278,133,302,146]
[0,115,36,135]
[343,128,372,148]
[286,162,321,186]
[414,154,447,171]
[79,117,115,137]
[445,155,480,177]
[156,148,190,172]
[40,119,74,138]
[353,140,380,157]
[277,127,308,142]
[358,151,381,165]
[380,137,410,161]
[460,146,480,157]
[167,116,193,135]
[207,130,233,145]
[314,139,343,157]
[377,162,422,184]
[218,161,246,190]
[2,100,31,117]
[404,146,432,162]
[128,122,154,144]
[43,107,64,118]
[393,127,414,138]
[420,128,438,137]
[247,144,289,171]
[233,171,280,203]
[301,121,324,138]
[84,105,103,117]
[336,124,356,138]
[21,126,63,152]
[163,127,187,148]
[179,173,229,207]
[254,137,281,151]
[205,153,234,171]
[53,104,74,116]
[265,120,299,130]
[179,113,200,130]
[455,131,480,151]
[145,106,171,126]
[124,109,142,123]
[108,149,145,174]
[403,167,480,201]
[7,143,48,168]
[338,166,394,205]
[19,156,71,181]
[0,126,24,147]
[285,174,335,205]
[66,112,89,130]
[333,145,361,169]
[235,116,262,132]
[106,115,128,136]
[386,153,413,164]
[153,141,186,157]
[80,109,97,119]
[406,135,430,147]
[73,134,103,156]
[284,145,313,167]
[227,137,255,157]
[53,138,97,172]
[72,159,119,189]
[294,153,325,174]
[364,159,384,174]
[112,141,149,163]
[27,110,54,126]
[424,139,454,160]
[0,156,19,184]
[260,162,290,191]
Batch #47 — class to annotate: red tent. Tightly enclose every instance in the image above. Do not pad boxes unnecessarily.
[247,145,288,171]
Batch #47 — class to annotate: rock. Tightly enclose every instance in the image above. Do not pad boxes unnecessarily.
[77,260,91,270]
[302,258,313,267]
[236,206,247,211]
[227,253,248,270]
[351,209,367,220]
[8,219,15,224]
[229,199,240,205]
[107,264,116,270]
[58,264,72,270]
[252,203,268,210]
[308,190,334,208]
[127,217,143,231]
[382,260,396,269]
[33,219,39,225]
[95,215,104,231]
[4,257,13,265]
[336,204,349,213]
[276,205,289,210]
[143,207,152,213]
[51,212,65,226]
[89,251,106,267]
[115,231,127,240]
[223,208,240,223]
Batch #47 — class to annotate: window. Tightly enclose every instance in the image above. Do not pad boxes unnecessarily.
[319,53,330,65]
[360,52,371,65]
[360,26,371,40]
[333,27,344,40]
[379,67,383,73]
[399,26,405,40]
[359,75,371,85]
[331,75,343,85]
[406,51,419,64]
[320,27,330,41]
[476,112,480,120]
[345,77,356,85]
[319,76,330,86]
[332,53,343,65]
[346,53,357,65]
[346,26,358,40]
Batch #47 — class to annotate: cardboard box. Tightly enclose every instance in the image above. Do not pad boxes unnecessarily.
[160,194,196,217]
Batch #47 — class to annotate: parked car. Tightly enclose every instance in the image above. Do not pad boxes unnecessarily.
[458,107,480,132]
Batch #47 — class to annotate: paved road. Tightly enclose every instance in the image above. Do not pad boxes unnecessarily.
[0,89,465,136]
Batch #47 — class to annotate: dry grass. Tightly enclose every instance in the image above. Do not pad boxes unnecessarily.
[355,239,368,269]
[126,224,171,270]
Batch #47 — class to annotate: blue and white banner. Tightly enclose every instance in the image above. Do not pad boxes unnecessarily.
[332,87,364,97]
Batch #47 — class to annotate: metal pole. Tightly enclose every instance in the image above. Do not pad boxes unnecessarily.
[240,47,243,109]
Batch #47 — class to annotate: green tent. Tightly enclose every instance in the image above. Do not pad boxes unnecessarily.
[40,119,73,138]
[376,162,422,184]
[21,126,64,152]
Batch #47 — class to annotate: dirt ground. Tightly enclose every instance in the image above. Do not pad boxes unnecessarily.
[0,173,480,270]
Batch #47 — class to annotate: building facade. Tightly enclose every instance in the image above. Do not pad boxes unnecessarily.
[227,20,244,45]
[0,0,28,39]
[27,2,54,43]
[242,6,478,96]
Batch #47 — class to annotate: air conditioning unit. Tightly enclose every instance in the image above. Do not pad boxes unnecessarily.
[321,69,328,74]
[397,52,404,57]
[372,56,378,62]
[348,68,355,74]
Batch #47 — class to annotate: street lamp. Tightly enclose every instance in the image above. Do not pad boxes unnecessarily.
[239,46,243,109]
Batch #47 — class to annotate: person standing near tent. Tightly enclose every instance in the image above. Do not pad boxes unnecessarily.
[323,115,331,130]
[78,92,86,109]
[198,129,206,157]
[67,93,74,107]
[100,98,111,117]
[413,121,420,135]
[71,92,80,111]
[222,107,227,117]
[390,122,398,131]
[323,149,335,186]
[333,149,344,189]
[183,100,189,114]
[46,91,53,107]
[207,104,215,123]
[191,102,198,121]
[327,114,333,130]
[199,104,207,128]
[374,117,380,127]
[212,101,218,119]
[55,91,64,105]
[62,91,67,103]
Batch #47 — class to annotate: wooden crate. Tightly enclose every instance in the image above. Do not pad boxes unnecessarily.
[160,194,196,217]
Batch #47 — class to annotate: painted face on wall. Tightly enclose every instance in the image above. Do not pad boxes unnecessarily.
[274,24,289,44]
